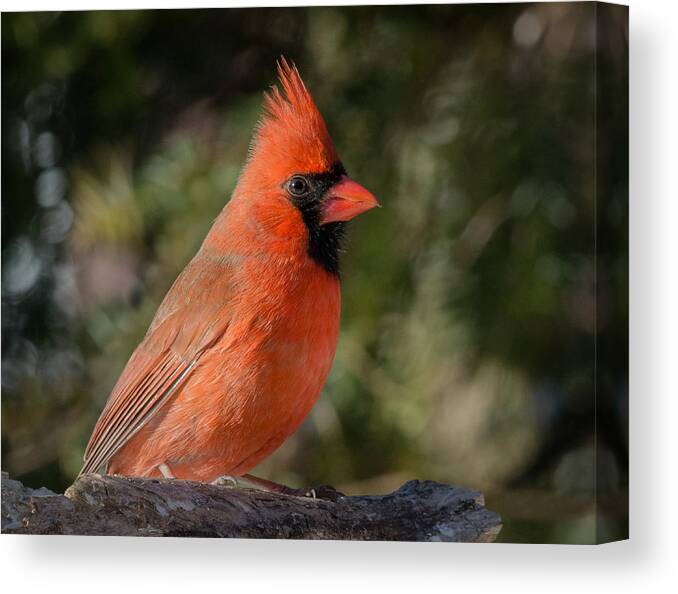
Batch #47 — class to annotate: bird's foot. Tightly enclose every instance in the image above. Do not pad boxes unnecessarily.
[240,474,345,502]
[210,473,343,501]
[273,484,346,502]
[211,475,239,487]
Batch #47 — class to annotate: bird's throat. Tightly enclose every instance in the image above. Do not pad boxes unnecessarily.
[305,220,345,276]
[291,163,347,276]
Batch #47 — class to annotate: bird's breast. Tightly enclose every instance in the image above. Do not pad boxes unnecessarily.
[195,256,341,470]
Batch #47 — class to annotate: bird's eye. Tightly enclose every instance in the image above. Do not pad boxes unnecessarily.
[287,176,310,197]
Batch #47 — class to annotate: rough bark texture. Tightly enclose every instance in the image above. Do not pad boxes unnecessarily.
[1,472,501,542]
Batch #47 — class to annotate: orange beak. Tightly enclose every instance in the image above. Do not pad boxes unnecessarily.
[320,176,380,225]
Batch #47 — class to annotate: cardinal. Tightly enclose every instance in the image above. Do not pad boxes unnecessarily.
[79,59,378,495]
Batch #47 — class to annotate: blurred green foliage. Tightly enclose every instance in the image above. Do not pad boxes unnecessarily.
[2,3,628,543]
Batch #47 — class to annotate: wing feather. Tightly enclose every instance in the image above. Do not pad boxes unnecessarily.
[80,254,236,477]
[84,351,175,457]
[80,351,188,475]
[80,305,230,476]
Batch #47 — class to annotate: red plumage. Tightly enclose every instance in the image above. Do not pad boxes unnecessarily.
[81,59,378,482]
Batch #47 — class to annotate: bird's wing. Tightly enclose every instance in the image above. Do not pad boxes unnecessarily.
[80,254,237,476]
[80,303,229,476]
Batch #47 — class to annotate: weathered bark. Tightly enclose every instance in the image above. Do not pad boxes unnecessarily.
[1,472,501,542]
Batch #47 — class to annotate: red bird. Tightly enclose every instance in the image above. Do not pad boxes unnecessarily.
[80,59,379,491]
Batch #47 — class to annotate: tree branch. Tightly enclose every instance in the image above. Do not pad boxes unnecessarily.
[1,472,501,542]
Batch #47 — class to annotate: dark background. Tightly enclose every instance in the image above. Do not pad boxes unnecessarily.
[2,2,628,543]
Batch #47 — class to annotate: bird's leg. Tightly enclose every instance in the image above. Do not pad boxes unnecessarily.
[158,463,175,479]
[209,473,344,501]
[239,473,345,502]
[240,474,313,496]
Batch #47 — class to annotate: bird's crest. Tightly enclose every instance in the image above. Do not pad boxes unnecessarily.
[249,58,339,175]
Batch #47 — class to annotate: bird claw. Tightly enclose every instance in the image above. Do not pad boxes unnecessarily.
[210,473,344,502]
[211,475,239,488]
[280,484,344,502]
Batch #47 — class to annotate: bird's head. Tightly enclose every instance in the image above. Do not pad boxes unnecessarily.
[230,58,379,275]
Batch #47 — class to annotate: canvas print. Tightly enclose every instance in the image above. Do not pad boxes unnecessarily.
[2,2,628,544]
